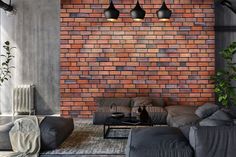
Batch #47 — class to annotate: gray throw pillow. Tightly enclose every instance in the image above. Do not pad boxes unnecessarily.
[132,97,152,107]
[199,118,233,126]
[209,110,231,121]
[150,98,165,107]
[199,110,233,126]
[195,103,219,118]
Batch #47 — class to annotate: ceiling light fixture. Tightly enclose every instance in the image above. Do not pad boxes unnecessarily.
[130,1,146,21]
[157,0,172,21]
[216,0,236,14]
[104,0,120,22]
[0,0,13,12]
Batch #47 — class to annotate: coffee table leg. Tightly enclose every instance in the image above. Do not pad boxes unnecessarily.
[103,124,106,138]
[104,124,110,139]
[103,124,106,139]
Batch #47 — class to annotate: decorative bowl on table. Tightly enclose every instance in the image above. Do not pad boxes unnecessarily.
[111,112,124,118]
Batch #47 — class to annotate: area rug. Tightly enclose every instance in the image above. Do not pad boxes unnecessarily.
[41,119,128,155]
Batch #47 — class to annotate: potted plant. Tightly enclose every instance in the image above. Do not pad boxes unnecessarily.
[212,42,236,108]
[0,41,15,86]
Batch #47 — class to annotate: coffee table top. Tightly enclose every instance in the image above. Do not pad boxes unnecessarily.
[105,116,153,126]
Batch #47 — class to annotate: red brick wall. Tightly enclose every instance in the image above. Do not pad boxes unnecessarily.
[60,0,215,118]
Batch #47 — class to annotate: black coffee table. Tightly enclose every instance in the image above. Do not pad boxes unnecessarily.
[103,116,153,139]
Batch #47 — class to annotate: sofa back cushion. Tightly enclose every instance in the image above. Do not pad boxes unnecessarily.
[96,98,131,107]
[195,103,219,118]
[189,126,236,157]
[131,97,165,107]
[165,105,199,128]
[166,105,198,117]
[0,122,13,151]
[151,98,165,107]
[96,98,131,116]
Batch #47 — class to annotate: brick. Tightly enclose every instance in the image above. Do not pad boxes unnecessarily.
[60,0,215,117]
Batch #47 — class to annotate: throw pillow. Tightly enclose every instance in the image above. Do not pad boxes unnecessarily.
[199,118,233,126]
[199,110,233,126]
[209,110,231,121]
[150,98,165,107]
[195,103,219,118]
[221,106,236,119]
[132,97,152,107]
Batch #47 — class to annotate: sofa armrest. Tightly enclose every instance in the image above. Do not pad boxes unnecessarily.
[0,122,14,150]
[40,116,74,150]
[189,126,236,157]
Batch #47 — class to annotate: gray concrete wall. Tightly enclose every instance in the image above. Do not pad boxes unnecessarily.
[0,0,60,115]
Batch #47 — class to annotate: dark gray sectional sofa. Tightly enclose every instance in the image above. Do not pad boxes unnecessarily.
[93,97,236,157]
[93,97,167,125]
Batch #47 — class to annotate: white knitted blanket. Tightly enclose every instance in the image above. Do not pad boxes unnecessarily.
[5,116,40,157]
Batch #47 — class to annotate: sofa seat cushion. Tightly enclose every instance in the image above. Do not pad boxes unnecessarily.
[189,126,236,157]
[40,116,74,150]
[126,127,193,157]
[165,105,200,127]
[166,105,198,117]
[168,114,200,128]
[0,122,14,151]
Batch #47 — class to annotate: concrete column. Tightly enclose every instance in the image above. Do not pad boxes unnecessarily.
[0,0,60,115]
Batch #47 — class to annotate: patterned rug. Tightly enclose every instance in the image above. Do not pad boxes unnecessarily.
[41,119,128,155]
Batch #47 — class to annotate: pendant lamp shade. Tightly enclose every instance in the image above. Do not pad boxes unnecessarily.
[130,1,146,21]
[157,1,172,21]
[104,0,120,22]
[0,0,13,12]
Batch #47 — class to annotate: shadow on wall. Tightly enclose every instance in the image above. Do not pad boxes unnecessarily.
[0,27,18,114]
[35,89,55,115]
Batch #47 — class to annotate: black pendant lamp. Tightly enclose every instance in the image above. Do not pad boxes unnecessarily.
[130,1,146,21]
[0,0,13,12]
[217,0,236,14]
[157,0,172,21]
[104,0,120,22]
